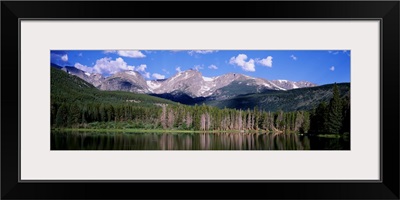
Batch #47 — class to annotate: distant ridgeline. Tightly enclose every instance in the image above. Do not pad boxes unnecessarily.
[205,83,350,112]
[51,66,350,134]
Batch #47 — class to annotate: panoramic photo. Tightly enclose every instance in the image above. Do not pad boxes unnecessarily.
[50,50,350,150]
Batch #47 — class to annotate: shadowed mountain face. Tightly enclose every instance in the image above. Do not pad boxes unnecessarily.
[205,83,350,112]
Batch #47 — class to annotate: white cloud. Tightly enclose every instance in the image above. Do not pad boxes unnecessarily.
[330,66,335,71]
[152,73,165,79]
[78,53,83,57]
[257,56,273,67]
[162,68,170,74]
[208,64,218,69]
[136,64,147,72]
[343,50,351,56]
[194,65,204,71]
[329,50,350,56]
[74,63,93,73]
[290,55,297,60]
[117,50,146,58]
[328,51,340,55]
[229,54,255,72]
[188,50,217,55]
[242,60,255,71]
[92,57,135,75]
[103,50,146,58]
[134,64,150,78]
[75,57,152,77]
[142,72,150,79]
[61,54,68,62]
[176,67,182,73]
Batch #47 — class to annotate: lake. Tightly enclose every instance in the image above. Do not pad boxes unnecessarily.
[51,131,350,150]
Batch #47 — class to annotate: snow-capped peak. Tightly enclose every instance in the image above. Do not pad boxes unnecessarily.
[202,76,214,82]
[65,66,316,98]
[125,70,137,76]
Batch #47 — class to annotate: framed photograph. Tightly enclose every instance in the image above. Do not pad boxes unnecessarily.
[2,1,399,199]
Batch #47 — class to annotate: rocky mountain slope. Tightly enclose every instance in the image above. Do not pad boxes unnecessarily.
[52,64,317,99]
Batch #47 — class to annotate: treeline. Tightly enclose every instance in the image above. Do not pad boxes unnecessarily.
[51,102,162,128]
[51,101,311,133]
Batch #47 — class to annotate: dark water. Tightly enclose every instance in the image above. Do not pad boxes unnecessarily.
[51,131,350,150]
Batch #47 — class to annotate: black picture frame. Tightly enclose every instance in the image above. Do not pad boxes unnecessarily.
[1,1,399,199]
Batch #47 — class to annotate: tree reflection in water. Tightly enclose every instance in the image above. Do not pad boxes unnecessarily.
[50,131,352,150]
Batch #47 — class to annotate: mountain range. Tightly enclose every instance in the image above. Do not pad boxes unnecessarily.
[52,63,317,100]
[51,64,350,112]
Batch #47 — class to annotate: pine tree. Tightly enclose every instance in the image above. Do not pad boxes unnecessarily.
[326,83,343,134]
[310,101,328,133]
[301,112,310,133]
[68,103,81,127]
[340,95,351,134]
[99,104,106,122]
[55,103,68,127]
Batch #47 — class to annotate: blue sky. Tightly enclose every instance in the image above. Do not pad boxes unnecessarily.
[51,50,350,85]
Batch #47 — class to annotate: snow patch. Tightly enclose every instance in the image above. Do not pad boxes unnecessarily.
[244,75,255,79]
[263,82,271,88]
[125,71,136,76]
[199,85,211,94]
[292,83,299,89]
[85,72,91,76]
[202,76,213,81]
[278,79,287,83]
[146,80,161,90]
[270,81,287,91]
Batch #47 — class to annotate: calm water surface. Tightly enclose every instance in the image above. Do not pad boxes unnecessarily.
[51,131,349,150]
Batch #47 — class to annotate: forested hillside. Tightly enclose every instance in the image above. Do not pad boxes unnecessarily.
[206,83,350,112]
[51,67,177,128]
